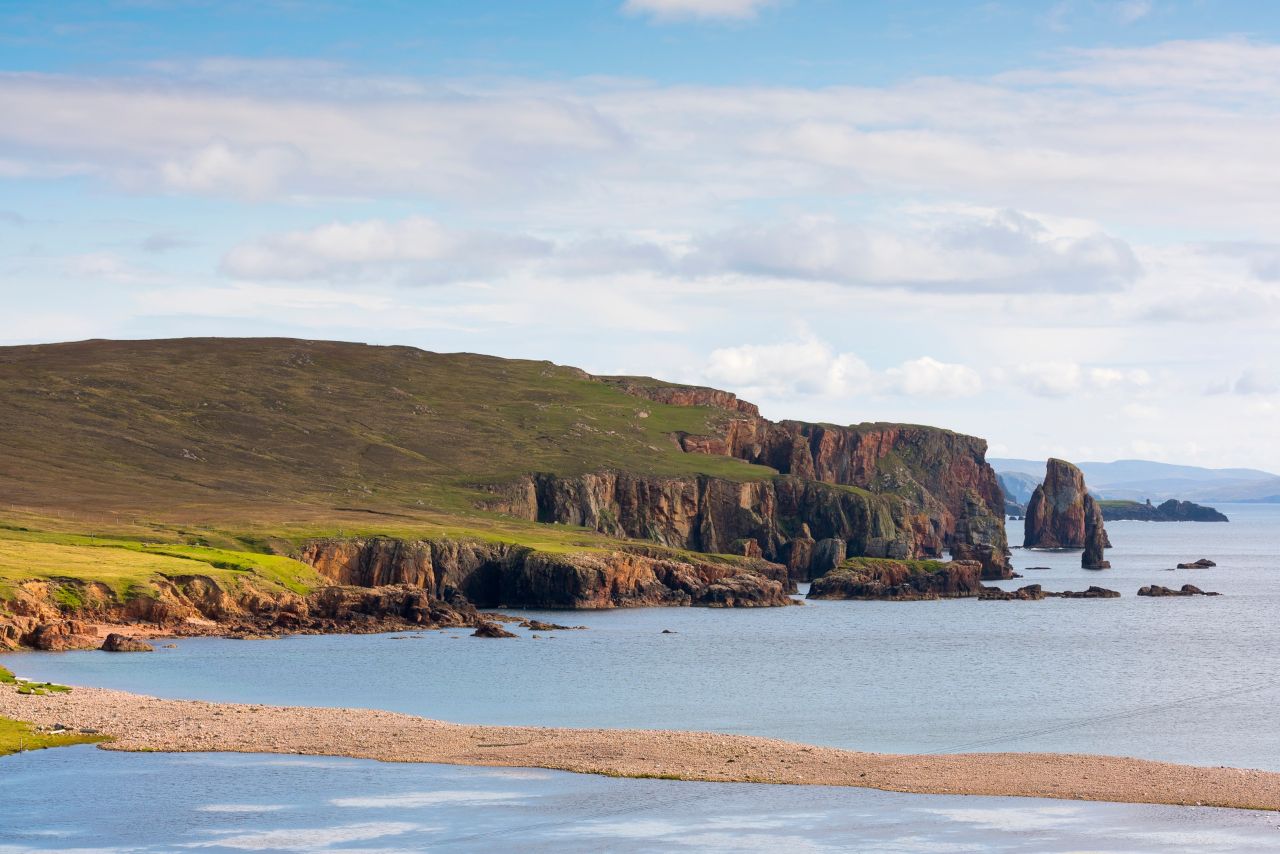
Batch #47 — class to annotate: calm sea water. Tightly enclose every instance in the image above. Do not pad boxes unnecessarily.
[2,747,1278,853]
[9,504,1278,770]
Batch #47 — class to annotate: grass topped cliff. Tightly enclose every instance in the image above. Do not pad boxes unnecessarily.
[0,338,1011,613]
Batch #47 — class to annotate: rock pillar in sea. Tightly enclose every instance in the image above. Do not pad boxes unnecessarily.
[1022,458,1111,569]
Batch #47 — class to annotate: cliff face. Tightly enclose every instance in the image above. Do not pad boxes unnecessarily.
[0,574,486,652]
[488,472,915,581]
[1023,458,1111,569]
[300,537,795,610]
[532,383,1014,580]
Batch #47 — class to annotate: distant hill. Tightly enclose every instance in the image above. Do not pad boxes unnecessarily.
[990,458,1280,504]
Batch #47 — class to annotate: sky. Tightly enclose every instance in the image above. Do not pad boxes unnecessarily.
[2,0,1279,471]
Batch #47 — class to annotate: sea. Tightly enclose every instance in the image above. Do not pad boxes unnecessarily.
[2,503,1278,852]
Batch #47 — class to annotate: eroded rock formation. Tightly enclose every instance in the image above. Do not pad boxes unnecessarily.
[0,572,498,652]
[491,382,1014,581]
[300,537,795,610]
[806,559,985,601]
[1023,459,1111,569]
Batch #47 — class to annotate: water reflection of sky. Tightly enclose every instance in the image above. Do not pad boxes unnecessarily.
[1,748,1277,853]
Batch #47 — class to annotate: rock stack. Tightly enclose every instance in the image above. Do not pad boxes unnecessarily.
[1023,458,1112,569]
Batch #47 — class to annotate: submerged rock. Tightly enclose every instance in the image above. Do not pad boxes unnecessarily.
[980,584,1121,600]
[1045,586,1120,599]
[519,619,584,631]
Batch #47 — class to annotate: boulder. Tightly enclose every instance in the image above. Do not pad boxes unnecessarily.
[101,633,155,652]
[30,620,99,651]
[471,620,517,638]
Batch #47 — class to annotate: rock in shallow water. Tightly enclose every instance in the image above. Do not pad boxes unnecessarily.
[101,633,155,652]
[471,620,517,638]
[1138,584,1220,597]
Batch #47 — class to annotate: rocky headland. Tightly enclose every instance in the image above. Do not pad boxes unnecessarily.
[1023,459,1112,569]
[0,338,1020,648]
[1101,499,1229,522]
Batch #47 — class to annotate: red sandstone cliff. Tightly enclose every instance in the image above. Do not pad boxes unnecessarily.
[554,380,1014,580]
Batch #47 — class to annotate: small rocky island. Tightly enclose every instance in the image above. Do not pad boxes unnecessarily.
[1023,458,1112,569]
[1100,498,1228,522]
[805,558,1120,601]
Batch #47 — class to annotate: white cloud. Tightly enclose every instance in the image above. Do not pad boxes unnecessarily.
[5,39,1280,231]
[220,216,550,282]
[704,337,873,398]
[702,337,980,400]
[159,140,303,200]
[66,252,164,284]
[1012,362,1156,397]
[1088,367,1150,389]
[687,209,1139,293]
[885,357,983,398]
[1116,0,1155,24]
[224,208,1136,294]
[1013,361,1084,397]
[1225,368,1280,395]
[622,0,776,22]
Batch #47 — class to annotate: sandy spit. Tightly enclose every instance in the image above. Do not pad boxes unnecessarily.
[2,686,1278,811]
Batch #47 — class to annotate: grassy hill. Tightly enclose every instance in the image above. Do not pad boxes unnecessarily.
[0,338,793,600]
[0,338,769,533]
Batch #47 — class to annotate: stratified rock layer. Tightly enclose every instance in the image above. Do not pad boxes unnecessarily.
[300,537,795,610]
[1023,459,1111,569]
[493,382,1014,581]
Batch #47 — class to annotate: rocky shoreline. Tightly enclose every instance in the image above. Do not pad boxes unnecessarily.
[2,685,1278,811]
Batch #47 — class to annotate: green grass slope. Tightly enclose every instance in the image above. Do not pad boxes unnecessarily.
[0,338,768,526]
[0,338,786,598]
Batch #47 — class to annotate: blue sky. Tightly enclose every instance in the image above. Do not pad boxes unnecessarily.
[3,0,1280,469]
[7,1,1280,84]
